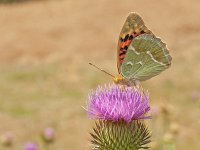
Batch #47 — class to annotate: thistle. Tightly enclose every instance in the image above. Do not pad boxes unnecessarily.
[24,143,38,150]
[41,127,55,143]
[87,84,151,150]
[0,132,13,147]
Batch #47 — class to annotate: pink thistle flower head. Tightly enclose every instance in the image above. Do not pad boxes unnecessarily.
[41,127,55,143]
[0,132,13,146]
[24,143,37,150]
[87,84,151,123]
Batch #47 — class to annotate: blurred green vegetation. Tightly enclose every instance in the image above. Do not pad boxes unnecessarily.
[0,0,25,3]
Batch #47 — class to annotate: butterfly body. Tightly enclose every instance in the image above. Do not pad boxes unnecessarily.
[113,74,129,85]
[115,12,172,86]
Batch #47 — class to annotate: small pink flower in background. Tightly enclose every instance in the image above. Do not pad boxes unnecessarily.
[0,132,13,146]
[191,91,200,101]
[41,127,55,143]
[24,143,38,150]
[151,105,161,117]
[87,84,151,123]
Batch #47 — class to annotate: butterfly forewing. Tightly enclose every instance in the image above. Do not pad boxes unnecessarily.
[121,34,172,81]
[117,12,153,73]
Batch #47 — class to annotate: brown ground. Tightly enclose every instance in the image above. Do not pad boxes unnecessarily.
[0,0,200,149]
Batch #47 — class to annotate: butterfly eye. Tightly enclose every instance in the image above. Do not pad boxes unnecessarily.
[113,75,124,84]
[113,78,119,84]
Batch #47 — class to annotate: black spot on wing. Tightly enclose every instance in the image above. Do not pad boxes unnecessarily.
[119,51,126,56]
[124,34,129,42]
[124,46,128,50]
[129,35,133,40]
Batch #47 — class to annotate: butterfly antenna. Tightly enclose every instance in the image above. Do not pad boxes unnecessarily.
[89,62,115,78]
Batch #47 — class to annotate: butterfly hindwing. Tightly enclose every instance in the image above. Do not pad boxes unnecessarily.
[117,12,153,73]
[121,34,172,81]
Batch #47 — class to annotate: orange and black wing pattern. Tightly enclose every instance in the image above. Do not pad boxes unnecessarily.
[117,12,154,73]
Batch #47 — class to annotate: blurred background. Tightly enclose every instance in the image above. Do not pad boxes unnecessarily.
[0,0,200,149]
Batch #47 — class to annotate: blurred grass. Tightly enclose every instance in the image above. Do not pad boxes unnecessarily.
[0,63,89,149]
[0,0,25,3]
[0,0,49,4]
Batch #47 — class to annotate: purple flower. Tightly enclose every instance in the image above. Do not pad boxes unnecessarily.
[87,84,151,123]
[24,143,37,150]
[0,132,13,146]
[42,127,55,143]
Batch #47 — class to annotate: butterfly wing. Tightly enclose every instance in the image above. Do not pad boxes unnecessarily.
[121,34,172,81]
[117,12,153,73]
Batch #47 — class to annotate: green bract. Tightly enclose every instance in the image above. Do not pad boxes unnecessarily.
[90,120,151,150]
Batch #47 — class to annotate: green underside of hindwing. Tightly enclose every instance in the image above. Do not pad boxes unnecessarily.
[121,34,171,81]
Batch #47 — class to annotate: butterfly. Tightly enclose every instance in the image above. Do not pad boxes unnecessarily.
[112,12,172,86]
[89,12,172,86]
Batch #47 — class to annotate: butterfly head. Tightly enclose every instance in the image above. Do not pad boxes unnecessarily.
[114,74,138,86]
[113,74,125,84]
